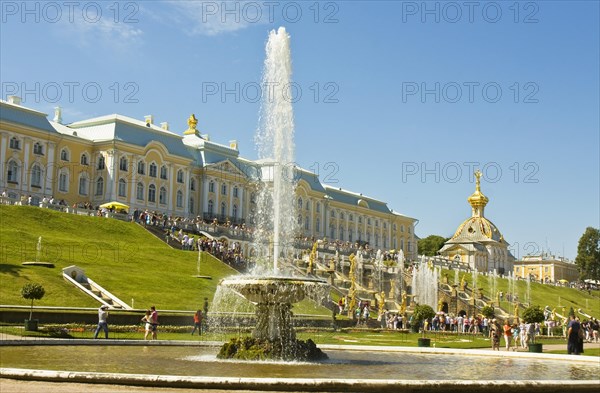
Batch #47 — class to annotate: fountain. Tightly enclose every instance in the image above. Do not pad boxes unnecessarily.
[411,256,438,309]
[216,27,328,361]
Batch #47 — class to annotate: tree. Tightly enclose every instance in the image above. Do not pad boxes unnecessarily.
[522,305,545,343]
[21,283,45,320]
[412,304,436,335]
[418,235,449,256]
[481,305,495,319]
[575,227,600,281]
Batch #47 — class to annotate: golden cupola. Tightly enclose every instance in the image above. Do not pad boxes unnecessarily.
[467,169,489,218]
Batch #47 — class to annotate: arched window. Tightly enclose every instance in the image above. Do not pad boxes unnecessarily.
[208,199,214,215]
[339,226,344,240]
[177,169,184,183]
[33,142,43,155]
[233,186,238,198]
[97,155,105,170]
[297,214,302,225]
[316,202,320,213]
[221,183,227,195]
[330,226,335,239]
[400,239,404,250]
[81,153,89,166]
[7,160,19,183]
[9,137,20,150]
[176,191,183,208]
[220,202,226,217]
[136,182,144,200]
[31,164,42,187]
[149,163,157,178]
[340,212,344,220]
[349,214,353,222]
[316,217,320,232]
[232,204,238,218]
[118,179,126,197]
[120,156,128,171]
[60,148,69,161]
[159,187,167,204]
[297,197,303,210]
[78,175,88,195]
[189,197,195,214]
[304,216,309,230]
[137,161,145,175]
[348,229,353,242]
[95,177,104,196]
[375,233,379,247]
[331,210,335,218]
[58,171,69,192]
[148,184,156,202]
[306,200,310,211]
[209,181,215,193]
[160,165,167,179]
[190,178,196,191]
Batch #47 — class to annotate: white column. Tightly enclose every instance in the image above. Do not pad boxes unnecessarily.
[168,164,174,212]
[238,186,244,220]
[184,168,190,216]
[202,176,209,213]
[105,150,115,201]
[44,141,55,196]
[0,133,7,188]
[229,183,234,217]
[22,138,31,192]
[129,155,137,207]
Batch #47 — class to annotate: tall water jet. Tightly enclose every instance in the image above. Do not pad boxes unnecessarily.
[216,27,328,362]
[252,27,296,274]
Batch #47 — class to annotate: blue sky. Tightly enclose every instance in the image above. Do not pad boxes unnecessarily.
[1,1,598,260]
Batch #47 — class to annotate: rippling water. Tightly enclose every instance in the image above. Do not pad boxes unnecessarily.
[1,346,598,381]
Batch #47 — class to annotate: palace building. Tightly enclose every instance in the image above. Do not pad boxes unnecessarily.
[438,170,515,273]
[0,96,418,259]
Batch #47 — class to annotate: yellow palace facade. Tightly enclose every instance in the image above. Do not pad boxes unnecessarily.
[0,97,418,259]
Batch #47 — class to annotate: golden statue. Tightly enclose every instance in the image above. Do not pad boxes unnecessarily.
[514,302,520,318]
[307,241,317,275]
[347,254,357,318]
[400,291,407,314]
[389,280,396,299]
[184,114,199,136]
[378,291,386,315]
[460,275,466,291]
[474,169,483,191]
[438,298,444,312]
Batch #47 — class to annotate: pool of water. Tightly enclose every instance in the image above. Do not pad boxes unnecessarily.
[1,346,598,381]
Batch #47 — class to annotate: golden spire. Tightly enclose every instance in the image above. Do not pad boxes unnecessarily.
[467,169,489,217]
[183,114,199,136]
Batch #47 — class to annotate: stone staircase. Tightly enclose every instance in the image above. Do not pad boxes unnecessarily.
[62,265,132,309]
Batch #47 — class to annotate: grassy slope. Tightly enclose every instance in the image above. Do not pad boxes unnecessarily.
[1,205,596,318]
[0,205,236,310]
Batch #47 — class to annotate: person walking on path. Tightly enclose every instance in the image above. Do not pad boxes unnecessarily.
[191,310,203,335]
[502,320,512,351]
[150,306,159,340]
[567,314,583,355]
[141,310,152,340]
[490,319,500,351]
[93,305,109,339]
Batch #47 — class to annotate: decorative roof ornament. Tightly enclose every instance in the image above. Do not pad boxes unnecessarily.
[467,169,489,217]
[184,114,200,136]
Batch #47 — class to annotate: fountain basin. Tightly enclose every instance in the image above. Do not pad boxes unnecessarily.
[219,276,328,304]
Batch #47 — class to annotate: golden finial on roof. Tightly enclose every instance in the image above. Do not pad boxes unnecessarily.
[184,114,199,136]
[468,169,489,216]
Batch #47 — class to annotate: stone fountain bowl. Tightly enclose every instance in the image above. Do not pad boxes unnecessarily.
[219,276,328,304]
